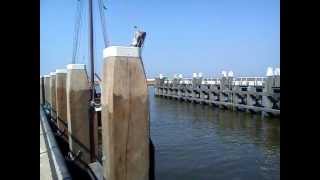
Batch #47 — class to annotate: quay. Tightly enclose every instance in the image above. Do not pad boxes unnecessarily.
[154,68,280,116]
[40,46,151,180]
[40,106,71,180]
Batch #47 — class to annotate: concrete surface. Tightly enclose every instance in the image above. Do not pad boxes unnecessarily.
[40,121,54,180]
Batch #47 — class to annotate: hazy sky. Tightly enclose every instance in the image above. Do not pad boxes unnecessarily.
[40,0,279,78]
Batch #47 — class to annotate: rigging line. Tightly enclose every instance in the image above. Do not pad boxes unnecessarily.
[72,0,79,63]
[93,1,101,82]
[98,0,109,47]
[72,0,82,64]
[78,0,87,65]
[75,0,84,63]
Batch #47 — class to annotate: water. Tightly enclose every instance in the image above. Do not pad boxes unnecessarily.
[149,87,280,180]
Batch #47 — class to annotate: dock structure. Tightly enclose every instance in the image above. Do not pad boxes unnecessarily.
[101,46,150,180]
[154,69,280,116]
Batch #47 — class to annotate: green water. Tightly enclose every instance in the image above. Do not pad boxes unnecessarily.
[149,87,280,180]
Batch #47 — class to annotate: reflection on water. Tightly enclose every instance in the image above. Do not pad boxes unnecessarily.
[149,87,280,180]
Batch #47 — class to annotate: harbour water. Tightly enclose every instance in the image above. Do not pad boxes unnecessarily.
[149,87,280,180]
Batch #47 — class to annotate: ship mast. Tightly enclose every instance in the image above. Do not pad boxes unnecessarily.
[88,0,96,162]
[88,0,95,101]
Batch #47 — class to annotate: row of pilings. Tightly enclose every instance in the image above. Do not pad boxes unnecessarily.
[40,46,152,180]
[154,72,280,117]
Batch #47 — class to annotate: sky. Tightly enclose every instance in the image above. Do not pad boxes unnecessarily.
[40,0,279,78]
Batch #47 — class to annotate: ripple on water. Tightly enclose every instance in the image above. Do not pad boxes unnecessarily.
[149,88,280,180]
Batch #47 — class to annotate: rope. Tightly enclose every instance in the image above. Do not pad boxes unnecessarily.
[98,0,109,47]
[72,0,84,64]
[44,105,103,163]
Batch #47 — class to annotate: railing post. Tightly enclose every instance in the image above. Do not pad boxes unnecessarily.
[101,46,150,180]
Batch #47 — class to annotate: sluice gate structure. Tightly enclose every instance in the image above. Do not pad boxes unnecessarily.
[154,68,280,116]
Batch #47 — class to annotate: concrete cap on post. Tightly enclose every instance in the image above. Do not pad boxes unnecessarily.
[50,72,56,76]
[198,72,203,78]
[178,74,183,78]
[159,74,164,79]
[221,71,227,77]
[228,71,234,77]
[266,67,274,76]
[193,73,198,78]
[103,46,140,58]
[44,75,50,78]
[56,69,68,74]
[274,68,280,76]
[67,64,86,70]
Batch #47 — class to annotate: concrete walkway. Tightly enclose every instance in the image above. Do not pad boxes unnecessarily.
[40,120,54,180]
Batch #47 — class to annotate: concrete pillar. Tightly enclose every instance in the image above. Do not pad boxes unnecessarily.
[44,75,51,108]
[101,46,149,180]
[66,64,91,165]
[247,94,255,106]
[55,69,68,138]
[50,72,57,121]
[263,96,273,109]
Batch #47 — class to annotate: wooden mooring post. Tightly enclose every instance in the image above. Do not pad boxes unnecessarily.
[101,46,150,180]
[55,69,68,140]
[50,72,57,121]
[66,64,91,166]
[40,76,44,105]
[44,75,51,110]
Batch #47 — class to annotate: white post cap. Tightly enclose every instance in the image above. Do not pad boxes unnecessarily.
[159,74,163,79]
[67,64,86,70]
[173,74,178,78]
[56,69,67,74]
[221,70,227,77]
[274,68,280,76]
[193,73,198,78]
[198,72,203,78]
[103,46,140,58]
[50,72,56,76]
[44,75,50,78]
[228,71,234,77]
[178,74,183,78]
[266,67,274,76]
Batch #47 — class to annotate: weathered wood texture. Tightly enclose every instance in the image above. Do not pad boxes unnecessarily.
[44,76,51,106]
[40,77,43,104]
[102,55,150,180]
[50,74,57,119]
[66,68,91,165]
[56,72,68,139]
